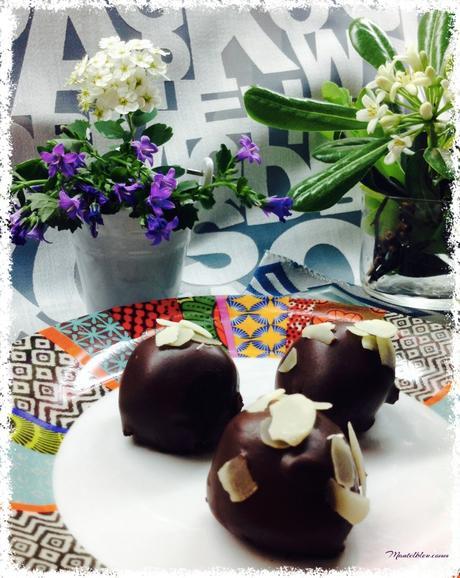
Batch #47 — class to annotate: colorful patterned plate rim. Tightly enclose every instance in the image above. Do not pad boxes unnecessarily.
[8,294,452,572]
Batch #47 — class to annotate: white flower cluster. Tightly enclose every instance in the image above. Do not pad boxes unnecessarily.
[68,36,167,119]
[355,45,453,165]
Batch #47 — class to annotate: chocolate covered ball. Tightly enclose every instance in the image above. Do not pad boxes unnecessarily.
[119,320,242,454]
[207,391,369,558]
[275,320,399,432]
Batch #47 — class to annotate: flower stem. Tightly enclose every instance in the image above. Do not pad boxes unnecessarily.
[11,179,47,193]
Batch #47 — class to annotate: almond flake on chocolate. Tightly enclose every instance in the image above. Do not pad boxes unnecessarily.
[302,323,336,345]
[245,389,286,413]
[327,433,345,440]
[347,422,367,496]
[259,417,290,449]
[269,394,316,446]
[170,327,195,347]
[353,319,397,339]
[178,319,213,339]
[327,478,370,525]
[313,401,333,410]
[376,336,396,369]
[278,347,297,373]
[347,325,369,337]
[331,435,356,490]
[217,455,258,502]
[361,334,378,351]
[155,325,180,347]
[190,334,222,346]
[156,318,178,328]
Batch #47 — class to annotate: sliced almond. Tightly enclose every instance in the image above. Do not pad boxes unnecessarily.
[347,422,367,496]
[327,478,370,525]
[190,334,222,346]
[331,435,356,490]
[327,433,345,440]
[353,319,397,339]
[313,401,333,410]
[156,318,178,328]
[170,327,195,347]
[361,334,378,351]
[245,389,286,413]
[347,325,369,337]
[217,455,258,502]
[302,323,336,345]
[278,347,297,373]
[178,319,213,339]
[259,417,290,449]
[376,336,396,369]
[269,394,316,446]
[155,325,180,347]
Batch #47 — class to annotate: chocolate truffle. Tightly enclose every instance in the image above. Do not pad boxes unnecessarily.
[207,391,369,557]
[119,319,242,454]
[275,320,399,432]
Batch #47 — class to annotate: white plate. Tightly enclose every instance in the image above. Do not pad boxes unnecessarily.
[53,358,453,573]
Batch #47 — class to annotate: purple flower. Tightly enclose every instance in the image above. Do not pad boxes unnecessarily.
[58,190,82,220]
[235,135,262,165]
[26,224,47,242]
[262,196,293,223]
[40,143,86,178]
[145,215,179,246]
[113,181,143,205]
[131,135,158,166]
[10,206,28,245]
[147,170,176,217]
[78,183,108,205]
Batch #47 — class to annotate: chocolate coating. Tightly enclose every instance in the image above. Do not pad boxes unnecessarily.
[276,323,399,432]
[119,336,242,454]
[207,409,355,557]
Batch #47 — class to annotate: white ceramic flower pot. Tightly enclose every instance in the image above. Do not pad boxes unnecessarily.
[71,210,190,312]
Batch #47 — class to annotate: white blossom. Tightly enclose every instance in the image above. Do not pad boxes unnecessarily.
[356,91,388,134]
[384,135,415,165]
[68,37,167,118]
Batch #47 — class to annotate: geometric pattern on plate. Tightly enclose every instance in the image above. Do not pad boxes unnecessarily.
[383,312,452,401]
[10,334,109,429]
[110,298,183,339]
[178,296,219,339]
[227,295,289,357]
[8,509,106,571]
[10,413,64,455]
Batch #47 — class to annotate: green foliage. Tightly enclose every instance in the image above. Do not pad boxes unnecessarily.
[61,119,90,140]
[312,137,378,163]
[290,139,389,211]
[155,165,186,177]
[348,18,402,70]
[94,119,130,140]
[215,144,234,175]
[131,109,157,127]
[418,10,454,74]
[142,123,173,145]
[321,81,352,107]
[244,86,367,132]
[423,147,453,180]
[14,158,48,181]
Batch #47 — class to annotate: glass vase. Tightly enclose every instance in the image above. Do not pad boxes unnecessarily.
[360,188,453,311]
[71,210,191,312]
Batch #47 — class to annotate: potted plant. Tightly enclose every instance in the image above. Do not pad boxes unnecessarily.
[9,37,293,312]
[243,11,454,310]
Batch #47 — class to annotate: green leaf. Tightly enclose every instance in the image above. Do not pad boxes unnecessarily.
[142,123,173,146]
[243,86,367,132]
[62,119,90,140]
[155,165,186,178]
[374,156,405,185]
[423,147,453,180]
[48,138,86,152]
[174,180,199,195]
[290,139,389,212]
[348,18,402,71]
[174,203,199,230]
[312,137,378,163]
[94,119,129,140]
[404,146,437,201]
[131,109,158,128]
[215,144,234,174]
[321,81,352,107]
[28,193,59,222]
[418,10,454,74]
[14,158,48,181]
